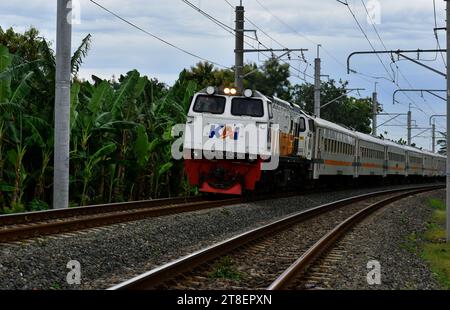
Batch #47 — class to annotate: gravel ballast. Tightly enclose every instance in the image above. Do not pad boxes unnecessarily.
[325,190,444,290]
[0,184,443,290]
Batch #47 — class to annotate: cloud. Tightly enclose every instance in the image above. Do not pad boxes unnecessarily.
[0,0,446,149]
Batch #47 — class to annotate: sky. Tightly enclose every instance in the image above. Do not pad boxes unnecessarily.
[0,0,447,150]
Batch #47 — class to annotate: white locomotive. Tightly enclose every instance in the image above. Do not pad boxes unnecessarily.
[183,87,446,195]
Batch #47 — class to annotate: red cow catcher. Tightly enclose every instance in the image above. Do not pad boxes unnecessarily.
[184,158,263,195]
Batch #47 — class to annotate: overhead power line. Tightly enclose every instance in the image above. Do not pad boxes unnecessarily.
[340,0,435,122]
[359,0,438,118]
[182,0,258,42]
[344,2,395,82]
[90,0,230,69]
[182,0,235,34]
[223,0,314,80]
[253,0,391,93]
[433,0,447,66]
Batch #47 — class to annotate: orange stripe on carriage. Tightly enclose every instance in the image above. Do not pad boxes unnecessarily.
[323,160,353,167]
[360,163,383,169]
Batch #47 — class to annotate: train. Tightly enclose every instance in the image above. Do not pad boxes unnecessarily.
[182,86,446,195]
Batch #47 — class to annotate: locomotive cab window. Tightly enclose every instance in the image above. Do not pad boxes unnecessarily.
[299,118,306,132]
[193,95,226,114]
[231,98,264,117]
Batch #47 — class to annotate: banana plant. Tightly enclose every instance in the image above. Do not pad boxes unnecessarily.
[0,45,35,210]
[75,143,117,206]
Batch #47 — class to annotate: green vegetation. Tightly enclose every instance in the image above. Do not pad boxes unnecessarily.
[0,27,196,212]
[208,257,241,281]
[421,198,450,289]
[402,232,419,254]
[0,27,376,213]
[429,198,446,211]
[422,243,450,289]
[50,283,61,290]
[437,132,446,155]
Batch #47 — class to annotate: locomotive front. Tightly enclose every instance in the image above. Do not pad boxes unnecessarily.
[183,87,273,195]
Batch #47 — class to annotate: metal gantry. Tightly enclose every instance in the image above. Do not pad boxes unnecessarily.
[347,49,447,77]
[392,89,446,105]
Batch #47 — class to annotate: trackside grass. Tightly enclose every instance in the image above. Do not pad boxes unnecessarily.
[421,198,450,289]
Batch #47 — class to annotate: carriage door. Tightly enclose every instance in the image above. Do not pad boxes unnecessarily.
[306,119,314,160]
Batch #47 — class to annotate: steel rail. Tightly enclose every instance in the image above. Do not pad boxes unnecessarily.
[0,196,241,243]
[267,187,438,290]
[0,187,343,243]
[108,184,443,290]
[0,196,208,226]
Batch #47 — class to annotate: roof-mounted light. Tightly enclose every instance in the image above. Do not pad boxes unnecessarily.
[224,87,231,95]
[244,89,253,98]
[230,88,237,95]
[206,86,216,95]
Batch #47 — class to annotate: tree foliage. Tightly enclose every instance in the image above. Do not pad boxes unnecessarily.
[0,27,195,212]
[438,132,446,155]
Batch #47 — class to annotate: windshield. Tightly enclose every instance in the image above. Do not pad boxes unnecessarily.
[231,98,264,117]
[299,118,306,132]
[193,95,226,114]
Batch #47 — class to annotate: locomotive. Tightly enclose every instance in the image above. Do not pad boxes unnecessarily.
[182,87,446,195]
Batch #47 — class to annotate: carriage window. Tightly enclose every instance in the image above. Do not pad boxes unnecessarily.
[231,98,264,117]
[193,95,226,114]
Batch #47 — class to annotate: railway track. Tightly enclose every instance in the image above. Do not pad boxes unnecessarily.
[266,189,431,290]
[0,185,372,244]
[108,184,443,290]
[0,196,241,243]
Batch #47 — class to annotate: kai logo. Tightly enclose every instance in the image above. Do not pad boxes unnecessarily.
[209,125,240,141]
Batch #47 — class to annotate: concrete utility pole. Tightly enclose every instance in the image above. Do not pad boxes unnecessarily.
[372,88,378,137]
[407,106,412,146]
[432,121,436,153]
[233,3,307,93]
[234,4,244,92]
[314,45,321,118]
[53,0,72,209]
[446,0,450,243]
[429,115,446,153]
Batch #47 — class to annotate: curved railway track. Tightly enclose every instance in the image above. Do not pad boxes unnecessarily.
[266,189,431,290]
[108,184,443,290]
